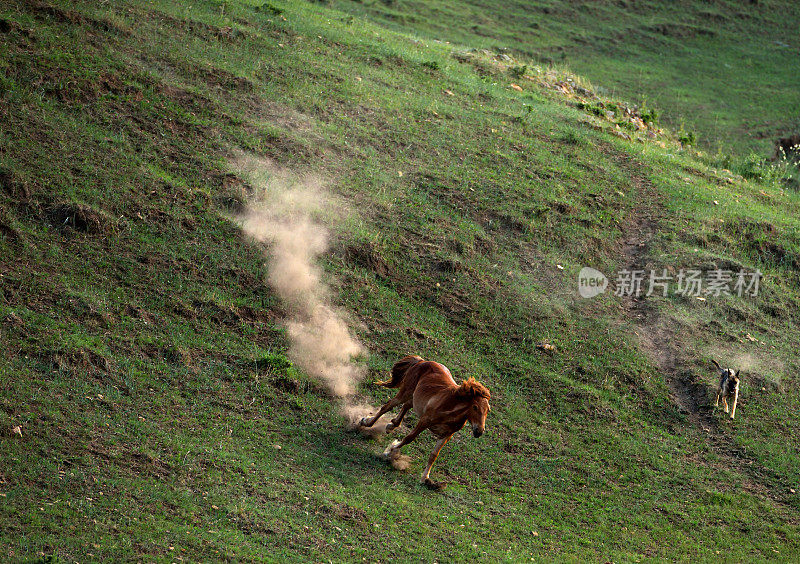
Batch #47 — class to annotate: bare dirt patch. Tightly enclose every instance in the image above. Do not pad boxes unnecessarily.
[48,202,112,234]
[612,151,795,510]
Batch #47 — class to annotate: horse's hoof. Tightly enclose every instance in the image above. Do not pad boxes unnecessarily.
[382,439,401,458]
[385,422,396,432]
[359,417,370,427]
[423,478,446,491]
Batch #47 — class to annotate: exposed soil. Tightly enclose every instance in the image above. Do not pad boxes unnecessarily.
[48,202,112,234]
[614,153,795,511]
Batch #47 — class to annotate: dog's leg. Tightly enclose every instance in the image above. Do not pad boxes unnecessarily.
[722,396,729,413]
[360,396,403,428]
[421,435,451,490]
[730,386,739,420]
[714,390,720,408]
[385,401,412,432]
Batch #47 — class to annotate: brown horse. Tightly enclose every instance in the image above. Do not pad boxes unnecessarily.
[359,355,491,489]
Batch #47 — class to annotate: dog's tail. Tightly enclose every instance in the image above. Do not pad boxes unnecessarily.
[376,355,424,388]
[711,359,721,370]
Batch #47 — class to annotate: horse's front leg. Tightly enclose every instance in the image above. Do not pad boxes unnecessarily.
[360,396,403,428]
[384,418,428,458]
[385,401,412,432]
[421,434,452,490]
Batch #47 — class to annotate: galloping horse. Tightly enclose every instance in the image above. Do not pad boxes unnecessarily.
[359,355,491,489]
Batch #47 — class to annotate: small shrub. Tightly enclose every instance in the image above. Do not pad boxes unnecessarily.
[509,65,527,79]
[255,2,283,15]
[735,154,778,181]
[576,101,605,118]
[678,125,696,145]
[561,127,585,146]
[255,353,292,374]
[713,152,791,186]
[421,60,440,71]
[639,106,659,125]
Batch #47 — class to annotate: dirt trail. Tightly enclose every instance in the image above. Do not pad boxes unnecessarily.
[617,183,713,429]
[614,154,795,511]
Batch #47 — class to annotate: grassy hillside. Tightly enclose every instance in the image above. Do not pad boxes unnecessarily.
[337,0,800,157]
[1,0,799,561]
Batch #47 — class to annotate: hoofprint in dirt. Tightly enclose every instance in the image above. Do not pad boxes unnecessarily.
[613,153,795,509]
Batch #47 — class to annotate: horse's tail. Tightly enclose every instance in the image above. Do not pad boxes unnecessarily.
[376,355,424,388]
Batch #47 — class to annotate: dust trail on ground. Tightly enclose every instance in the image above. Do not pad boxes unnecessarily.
[707,349,784,382]
[381,439,411,470]
[233,154,385,434]
[341,402,392,437]
[388,452,412,471]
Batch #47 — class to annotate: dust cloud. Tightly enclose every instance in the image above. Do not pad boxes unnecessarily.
[233,154,388,433]
[706,348,785,387]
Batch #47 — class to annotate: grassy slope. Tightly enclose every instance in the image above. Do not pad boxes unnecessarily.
[337,0,800,156]
[0,0,798,561]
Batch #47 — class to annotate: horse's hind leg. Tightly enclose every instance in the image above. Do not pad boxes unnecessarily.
[421,435,451,490]
[385,401,412,432]
[359,395,403,428]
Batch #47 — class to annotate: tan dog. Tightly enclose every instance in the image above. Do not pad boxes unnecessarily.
[712,360,740,419]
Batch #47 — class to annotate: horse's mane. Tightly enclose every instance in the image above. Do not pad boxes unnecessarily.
[456,377,491,400]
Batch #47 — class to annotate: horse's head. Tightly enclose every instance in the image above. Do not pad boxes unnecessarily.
[457,378,491,438]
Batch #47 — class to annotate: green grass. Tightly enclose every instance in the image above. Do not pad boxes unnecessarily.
[335,0,800,157]
[0,0,798,561]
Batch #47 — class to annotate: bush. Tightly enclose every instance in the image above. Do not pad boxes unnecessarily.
[713,152,791,186]
[561,127,585,145]
[509,65,527,79]
[576,101,605,118]
[639,106,659,125]
[678,125,696,145]
[255,2,283,15]
[736,154,777,181]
